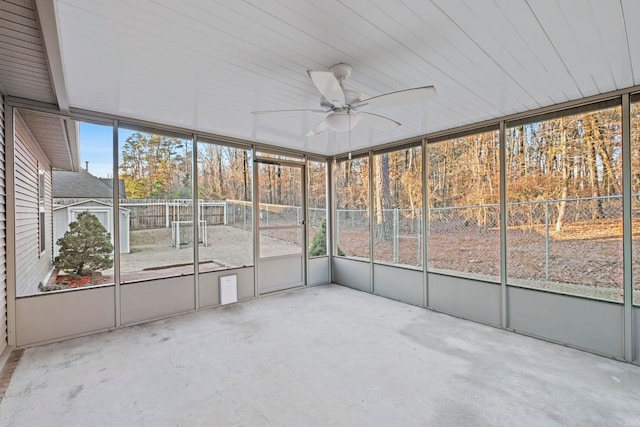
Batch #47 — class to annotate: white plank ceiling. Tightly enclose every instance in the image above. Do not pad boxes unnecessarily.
[51,0,640,155]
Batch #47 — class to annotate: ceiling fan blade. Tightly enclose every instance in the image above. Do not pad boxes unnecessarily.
[357,112,401,131]
[306,118,329,137]
[353,86,437,109]
[251,108,327,115]
[307,70,345,107]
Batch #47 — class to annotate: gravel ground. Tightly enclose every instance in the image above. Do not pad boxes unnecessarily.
[122,225,300,273]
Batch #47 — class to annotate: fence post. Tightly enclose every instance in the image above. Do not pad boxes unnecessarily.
[393,208,399,264]
[545,200,550,281]
[337,210,340,249]
[416,212,421,265]
[166,201,170,228]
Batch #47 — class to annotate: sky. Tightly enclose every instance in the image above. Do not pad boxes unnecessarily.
[79,122,135,178]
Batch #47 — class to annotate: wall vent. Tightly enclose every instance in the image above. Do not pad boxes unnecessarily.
[219,274,238,305]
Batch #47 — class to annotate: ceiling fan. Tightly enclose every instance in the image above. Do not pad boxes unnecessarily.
[252,63,437,137]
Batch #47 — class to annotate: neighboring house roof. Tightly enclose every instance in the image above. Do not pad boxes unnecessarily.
[52,169,126,199]
[99,178,127,198]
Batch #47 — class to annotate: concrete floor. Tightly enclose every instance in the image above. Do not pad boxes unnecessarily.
[1,285,639,426]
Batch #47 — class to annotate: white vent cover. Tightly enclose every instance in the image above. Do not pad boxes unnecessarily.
[220,274,238,305]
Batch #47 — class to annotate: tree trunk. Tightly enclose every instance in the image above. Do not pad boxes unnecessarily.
[585,119,602,219]
[374,155,384,235]
[243,151,250,201]
[556,120,568,232]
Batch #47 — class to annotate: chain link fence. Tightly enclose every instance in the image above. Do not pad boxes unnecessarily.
[373,209,422,267]
[58,194,640,302]
[97,195,637,302]
[335,195,637,302]
[427,204,501,280]
[336,209,370,258]
[506,196,623,300]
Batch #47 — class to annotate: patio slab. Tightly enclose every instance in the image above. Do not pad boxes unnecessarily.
[0,284,639,426]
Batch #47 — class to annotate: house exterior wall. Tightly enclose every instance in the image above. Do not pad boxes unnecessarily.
[0,97,7,354]
[14,112,53,296]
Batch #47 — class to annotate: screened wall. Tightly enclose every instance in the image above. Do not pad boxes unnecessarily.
[331,93,639,363]
[10,115,328,346]
[6,91,640,363]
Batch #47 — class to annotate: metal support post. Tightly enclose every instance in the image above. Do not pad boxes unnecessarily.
[192,134,200,310]
[499,121,508,329]
[369,151,375,293]
[393,208,399,264]
[545,200,550,282]
[113,120,121,328]
[622,93,633,362]
[422,137,429,308]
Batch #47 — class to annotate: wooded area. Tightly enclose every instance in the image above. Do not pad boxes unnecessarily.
[109,104,640,296]
[119,133,192,199]
[118,104,626,234]
[334,105,624,231]
[119,134,329,210]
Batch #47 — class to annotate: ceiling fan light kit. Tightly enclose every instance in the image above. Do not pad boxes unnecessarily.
[326,110,359,132]
[252,63,436,137]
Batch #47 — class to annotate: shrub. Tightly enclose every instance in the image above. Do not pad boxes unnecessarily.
[309,218,345,257]
[55,211,114,276]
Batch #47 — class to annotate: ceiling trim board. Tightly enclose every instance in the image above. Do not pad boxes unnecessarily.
[34,0,69,111]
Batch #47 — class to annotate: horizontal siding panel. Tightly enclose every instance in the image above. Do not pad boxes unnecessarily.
[0,61,51,80]
[5,0,34,8]
[0,56,49,71]
[14,201,37,210]
[0,9,39,28]
[0,79,54,101]
[0,17,41,40]
[0,39,44,58]
[0,43,47,65]
[0,1,36,19]
[0,17,40,37]
[15,177,37,188]
[0,69,50,87]
[0,0,36,19]
[16,227,37,237]
[14,190,37,202]
[14,165,35,179]
[14,204,37,212]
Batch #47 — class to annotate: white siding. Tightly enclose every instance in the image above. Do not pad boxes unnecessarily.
[14,112,52,296]
[0,97,7,354]
[0,0,56,104]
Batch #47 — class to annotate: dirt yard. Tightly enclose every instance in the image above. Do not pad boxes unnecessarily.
[339,218,640,304]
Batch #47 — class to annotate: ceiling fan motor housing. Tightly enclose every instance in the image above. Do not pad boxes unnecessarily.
[330,63,352,81]
[321,88,363,109]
